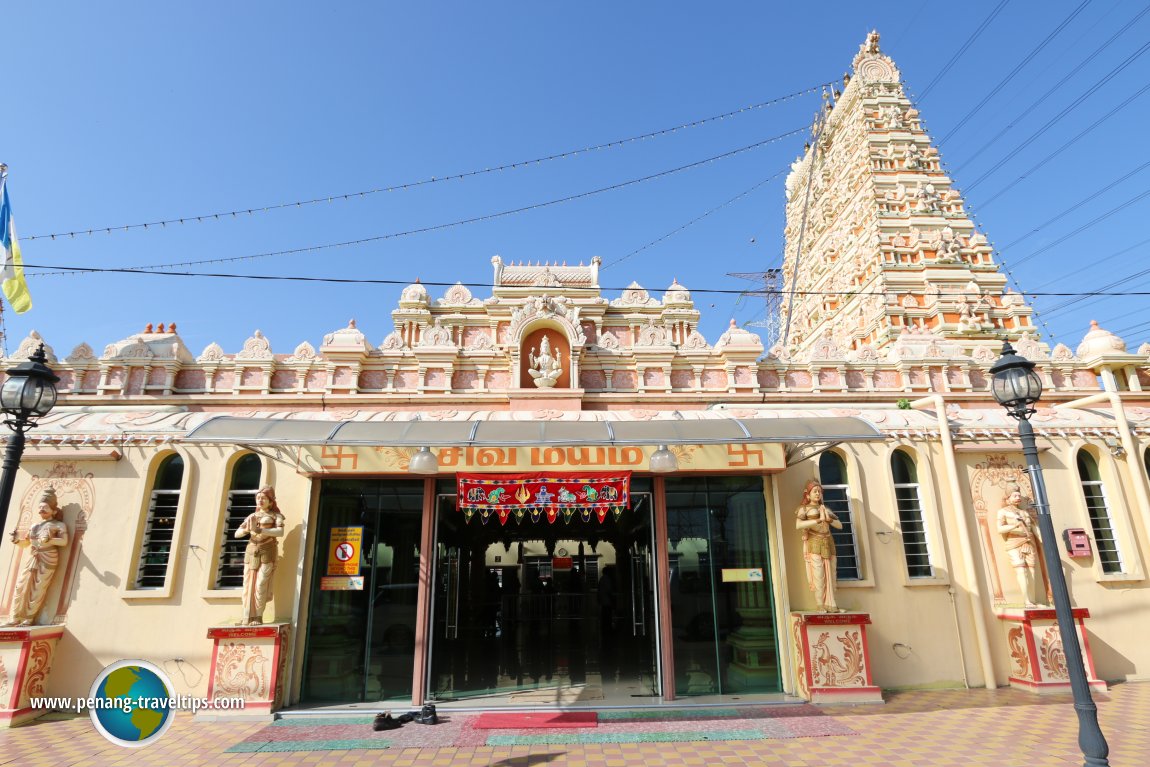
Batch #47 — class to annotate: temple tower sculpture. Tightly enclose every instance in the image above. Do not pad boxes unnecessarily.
[778,31,1037,360]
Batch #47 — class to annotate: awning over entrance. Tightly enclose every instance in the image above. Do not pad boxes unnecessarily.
[184,413,883,466]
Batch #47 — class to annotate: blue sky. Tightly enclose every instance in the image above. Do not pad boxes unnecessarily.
[4,1,1149,360]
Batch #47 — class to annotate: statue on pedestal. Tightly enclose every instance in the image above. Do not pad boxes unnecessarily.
[997,483,1047,607]
[236,485,286,625]
[5,487,69,626]
[795,480,844,613]
[528,334,563,387]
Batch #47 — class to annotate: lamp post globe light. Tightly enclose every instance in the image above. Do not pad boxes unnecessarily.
[990,341,1109,767]
[0,344,59,540]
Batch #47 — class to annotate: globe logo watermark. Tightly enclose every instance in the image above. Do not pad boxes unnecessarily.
[87,660,176,748]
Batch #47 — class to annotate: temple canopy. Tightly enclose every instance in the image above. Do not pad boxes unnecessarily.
[183,413,883,464]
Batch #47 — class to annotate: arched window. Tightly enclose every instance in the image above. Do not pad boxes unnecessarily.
[891,449,932,578]
[215,454,263,588]
[818,451,860,580]
[136,454,184,589]
[1077,450,1122,573]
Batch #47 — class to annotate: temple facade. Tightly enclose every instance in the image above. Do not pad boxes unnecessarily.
[2,33,1149,721]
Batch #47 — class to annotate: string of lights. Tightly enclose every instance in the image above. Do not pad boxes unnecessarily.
[29,127,807,278]
[19,261,1150,299]
[912,93,1059,344]
[21,81,831,243]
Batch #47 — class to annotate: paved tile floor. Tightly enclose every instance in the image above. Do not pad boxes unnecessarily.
[2,682,1148,766]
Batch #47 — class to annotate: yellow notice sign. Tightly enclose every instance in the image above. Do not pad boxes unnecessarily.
[327,526,363,576]
[721,568,764,583]
[321,576,365,591]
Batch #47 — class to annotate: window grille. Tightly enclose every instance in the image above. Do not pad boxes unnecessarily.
[1077,451,1122,573]
[818,451,861,580]
[891,450,933,578]
[135,454,184,589]
[215,454,263,588]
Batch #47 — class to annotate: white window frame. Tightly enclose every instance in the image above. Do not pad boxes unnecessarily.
[1077,449,1124,575]
[123,451,193,599]
[818,451,862,582]
[891,449,934,580]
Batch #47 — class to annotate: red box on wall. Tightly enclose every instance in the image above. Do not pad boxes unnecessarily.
[1063,528,1092,558]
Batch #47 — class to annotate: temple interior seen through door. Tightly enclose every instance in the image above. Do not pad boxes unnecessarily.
[428,478,658,704]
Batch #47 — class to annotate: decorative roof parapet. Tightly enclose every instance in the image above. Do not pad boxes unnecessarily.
[715,320,762,353]
[235,330,273,361]
[97,324,195,364]
[611,282,659,308]
[492,254,600,289]
[437,282,481,307]
[321,319,372,354]
[13,331,57,363]
[1077,320,1126,359]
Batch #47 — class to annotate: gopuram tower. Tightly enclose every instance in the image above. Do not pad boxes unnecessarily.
[777,31,1038,361]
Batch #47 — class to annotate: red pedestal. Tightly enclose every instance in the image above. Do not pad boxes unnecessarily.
[790,612,882,704]
[202,623,291,718]
[0,625,65,727]
[997,607,1107,695]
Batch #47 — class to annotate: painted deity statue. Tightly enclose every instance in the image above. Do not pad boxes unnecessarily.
[236,485,286,625]
[795,480,843,613]
[996,483,1046,607]
[528,334,563,387]
[5,487,70,626]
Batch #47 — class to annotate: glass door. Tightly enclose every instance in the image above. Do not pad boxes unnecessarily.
[665,476,779,696]
[427,483,658,702]
[300,479,424,704]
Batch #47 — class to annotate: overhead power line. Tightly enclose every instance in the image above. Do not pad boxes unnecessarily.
[952,2,1150,175]
[999,184,1150,271]
[1032,235,1150,292]
[30,127,807,277]
[937,0,1094,146]
[602,168,788,270]
[975,79,1150,209]
[915,0,1011,103]
[996,158,1150,253]
[22,81,832,243]
[962,37,1150,194]
[1039,260,1150,317]
[20,262,1150,299]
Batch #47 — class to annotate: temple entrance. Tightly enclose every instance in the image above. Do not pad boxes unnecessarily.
[427,479,658,704]
[299,479,424,705]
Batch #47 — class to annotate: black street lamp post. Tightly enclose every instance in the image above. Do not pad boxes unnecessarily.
[990,341,1109,767]
[0,344,59,540]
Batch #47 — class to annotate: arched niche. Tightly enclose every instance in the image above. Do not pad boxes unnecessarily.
[519,326,572,389]
[507,295,587,390]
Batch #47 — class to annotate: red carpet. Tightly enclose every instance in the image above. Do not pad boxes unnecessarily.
[474,712,599,729]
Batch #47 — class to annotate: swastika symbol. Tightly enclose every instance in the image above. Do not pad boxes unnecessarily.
[320,446,359,470]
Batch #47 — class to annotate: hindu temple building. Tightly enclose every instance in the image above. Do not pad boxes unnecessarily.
[2,32,1148,722]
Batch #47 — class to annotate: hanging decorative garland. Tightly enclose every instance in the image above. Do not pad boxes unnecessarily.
[456,472,631,525]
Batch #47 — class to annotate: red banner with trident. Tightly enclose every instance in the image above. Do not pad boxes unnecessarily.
[456,472,631,526]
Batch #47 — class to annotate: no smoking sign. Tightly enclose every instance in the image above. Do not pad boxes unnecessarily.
[327,527,363,576]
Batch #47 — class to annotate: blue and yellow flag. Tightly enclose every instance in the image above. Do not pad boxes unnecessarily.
[0,167,32,314]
